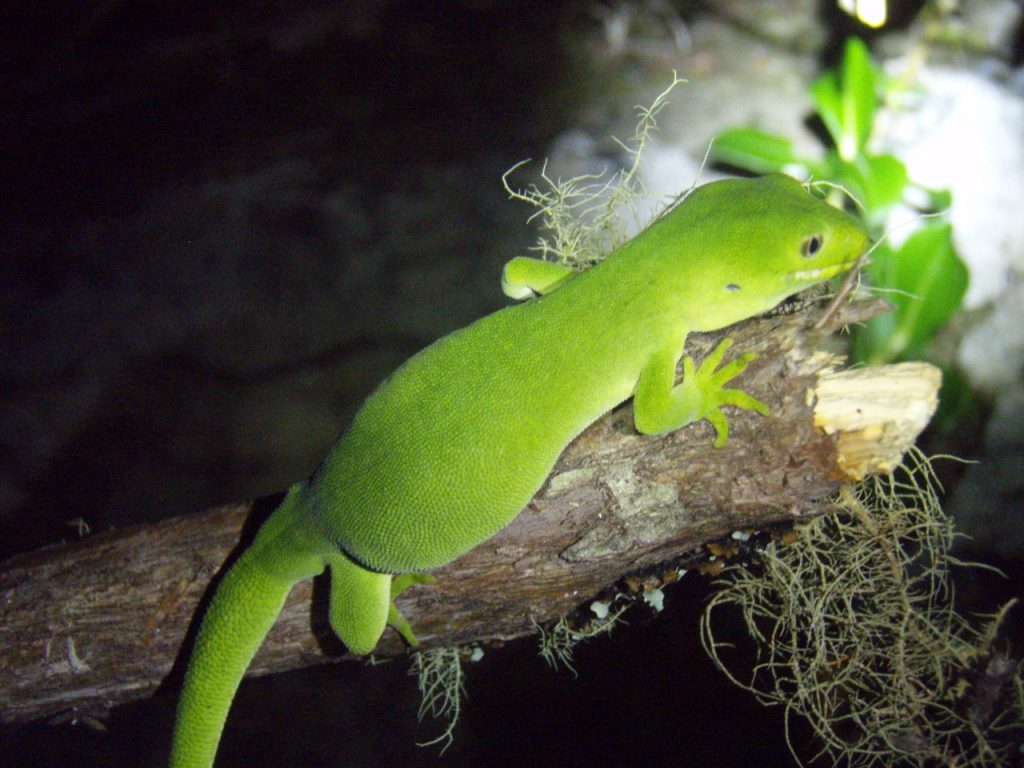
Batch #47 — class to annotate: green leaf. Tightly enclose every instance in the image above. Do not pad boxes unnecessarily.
[856,223,968,363]
[861,154,908,210]
[710,128,806,174]
[813,152,908,233]
[811,38,877,160]
[811,72,844,151]
[840,38,877,158]
[914,184,953,212]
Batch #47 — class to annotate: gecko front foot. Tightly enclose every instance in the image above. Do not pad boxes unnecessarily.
[682,338,769,447]
[634,337,768,447]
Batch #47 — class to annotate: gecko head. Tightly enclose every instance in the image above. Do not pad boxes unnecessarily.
[681,174,870,331]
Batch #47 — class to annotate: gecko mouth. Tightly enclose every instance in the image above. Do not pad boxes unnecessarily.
[791,260,859,283]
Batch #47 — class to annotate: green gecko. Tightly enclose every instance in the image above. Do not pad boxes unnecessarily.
[168,173,868,767]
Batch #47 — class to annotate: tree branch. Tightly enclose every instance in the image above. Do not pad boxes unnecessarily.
[0,298,939,724]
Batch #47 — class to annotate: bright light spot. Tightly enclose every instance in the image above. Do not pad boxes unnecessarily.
[838,0,887,28]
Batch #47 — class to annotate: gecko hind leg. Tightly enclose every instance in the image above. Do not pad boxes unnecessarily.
[388,574,436,647]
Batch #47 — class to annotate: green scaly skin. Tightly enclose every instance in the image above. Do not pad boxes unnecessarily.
[169,174,869,767]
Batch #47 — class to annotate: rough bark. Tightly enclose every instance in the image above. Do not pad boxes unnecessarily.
[0,298,939,725]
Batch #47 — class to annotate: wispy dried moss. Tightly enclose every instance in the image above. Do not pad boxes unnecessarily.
[701,450,1023,767]
[410,645,469,753]
[502,72,685,270]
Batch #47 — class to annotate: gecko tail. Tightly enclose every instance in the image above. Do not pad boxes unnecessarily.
[169,486,321,768]
[168,548,295,768]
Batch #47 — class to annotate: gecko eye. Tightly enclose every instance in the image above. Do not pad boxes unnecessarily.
[801,234,824,258]
[726,283,741,292]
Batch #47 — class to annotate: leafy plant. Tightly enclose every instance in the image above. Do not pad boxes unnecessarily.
[852,223,968,364]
